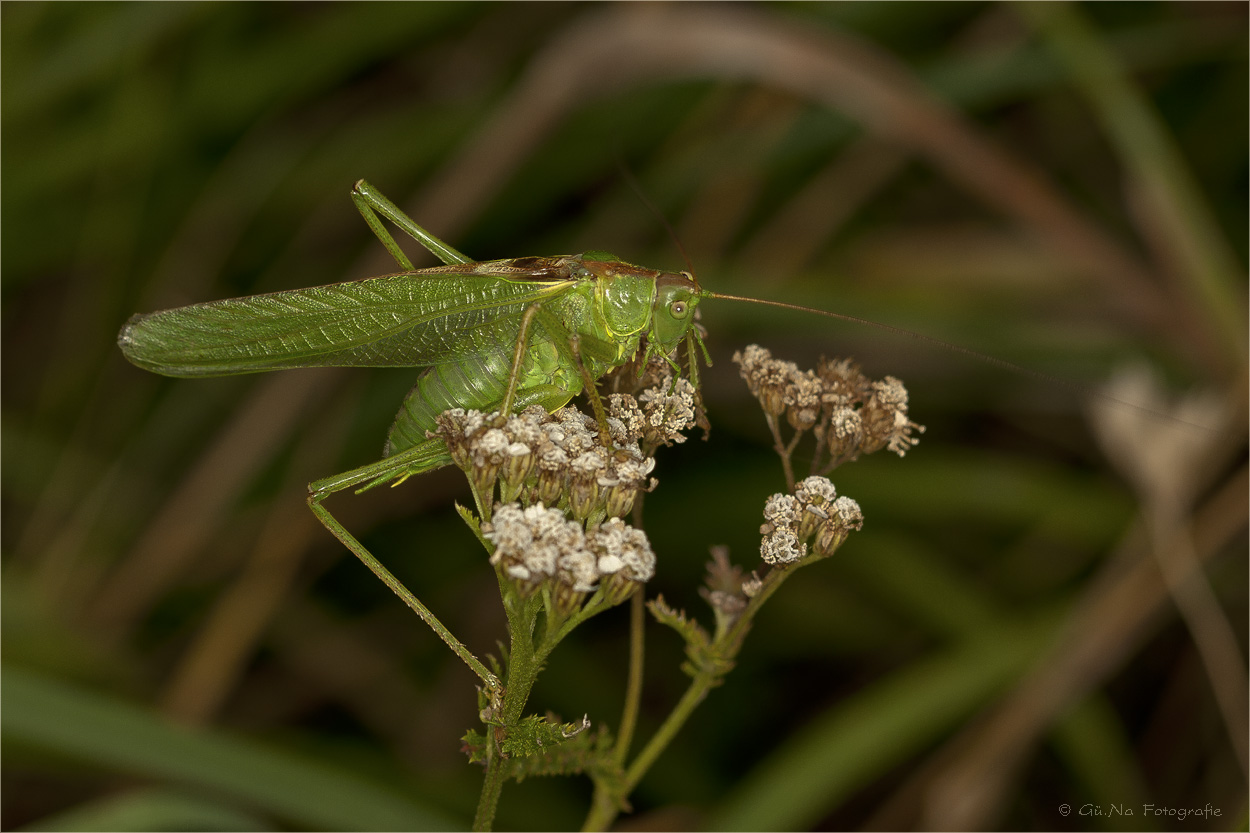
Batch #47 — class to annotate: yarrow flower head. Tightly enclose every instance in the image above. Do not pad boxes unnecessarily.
[636,374,699,446]
[482,503,575,585]
[481,503,656,611]
[733,344,794,417]
[432,387,681,521]
[859,376,923,456]
[587,517,657,605]
[733,346,924,468]
[758,475,862,565]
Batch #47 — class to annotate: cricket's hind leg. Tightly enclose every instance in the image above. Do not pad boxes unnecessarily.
[306,440,498,692]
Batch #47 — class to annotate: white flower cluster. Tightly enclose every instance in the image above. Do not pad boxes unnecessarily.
[434,398,671,518]
[759,476,863,565]
[634,374,699,445]
[482,503,656,606]
[732,345,924,462]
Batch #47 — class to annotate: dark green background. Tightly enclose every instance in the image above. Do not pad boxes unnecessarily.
[3,3,1246,830]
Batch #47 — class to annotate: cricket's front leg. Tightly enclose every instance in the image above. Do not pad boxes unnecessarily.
[566,334,613,445]
[526,306,614,444]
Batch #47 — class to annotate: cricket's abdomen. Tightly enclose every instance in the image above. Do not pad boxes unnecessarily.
[385,337,580,457]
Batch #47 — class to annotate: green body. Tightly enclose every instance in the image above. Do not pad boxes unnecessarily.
[117,180,709,695]
[118,182,706,485]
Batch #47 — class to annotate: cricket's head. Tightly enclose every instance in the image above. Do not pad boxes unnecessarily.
[579,253,710,378]
[648,270,707,354]
[581,252,707,354]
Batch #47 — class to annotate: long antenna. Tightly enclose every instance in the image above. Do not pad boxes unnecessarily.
[709,292,1216,433]
[615,159,695,275]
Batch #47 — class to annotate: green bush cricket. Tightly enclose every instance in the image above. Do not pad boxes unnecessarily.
[120,180,712,486]
[119,180,729,683]
[114,179,1162,685]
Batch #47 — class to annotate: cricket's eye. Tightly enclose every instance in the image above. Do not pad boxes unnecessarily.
[670,300,688,318]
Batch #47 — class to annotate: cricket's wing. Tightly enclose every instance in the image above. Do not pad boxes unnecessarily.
[118,267,576,377]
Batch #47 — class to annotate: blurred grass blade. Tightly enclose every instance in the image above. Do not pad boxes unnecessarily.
[2,666,458,831]
[17,788,270,833]
[840,532,1006,640]
[708,614,1058,831]
[1019,2,1247,363]
[1051,696,1152,831]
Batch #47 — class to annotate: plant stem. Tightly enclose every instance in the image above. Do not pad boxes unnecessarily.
[622,673,712,792]
[582,666,718,832]
[616,590,646,764]
[582,590,648,830]
[473,751,508,832]
[473,593,548,831]
[764,413,796,489]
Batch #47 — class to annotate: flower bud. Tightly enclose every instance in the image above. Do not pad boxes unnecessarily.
[599,571,641,607]
[433,409,474,470]
[471,428,509,499]
[760,383,787,418]
[568,451,605,520]
[826,407,864,461]
[499,441,535,503]
[798,504,827,542]
[535,444,568,505]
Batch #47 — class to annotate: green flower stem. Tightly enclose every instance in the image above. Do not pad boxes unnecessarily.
[615,574,800,805]
[467,479,491,523]
[583,786,612,830]
[473,749,508,833]
[582,667,717,832]
[623,671,713,792]
[474,594,545,832]
[582,591,648,832]
[583,559,811,831]
[541,582,626,649]
[764,412,797,490]
[735,562,798,633]
[477,580,612,831]
[615,591,647,765]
